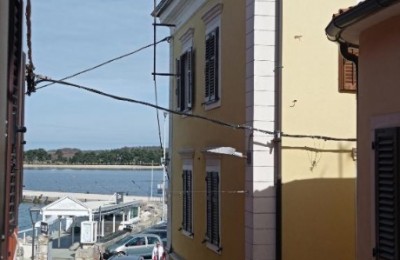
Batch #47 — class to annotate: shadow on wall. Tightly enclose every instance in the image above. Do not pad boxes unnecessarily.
[281,178,356,260]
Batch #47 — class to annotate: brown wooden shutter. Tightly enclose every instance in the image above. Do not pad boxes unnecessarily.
[375,127,400,259]
[339,47,358,93]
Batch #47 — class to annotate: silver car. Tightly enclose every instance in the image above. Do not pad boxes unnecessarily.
[108,255,144,260]
[105,234,162,259]
[140,229,167,246]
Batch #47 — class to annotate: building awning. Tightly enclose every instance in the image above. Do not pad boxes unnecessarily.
[202,146,246,158]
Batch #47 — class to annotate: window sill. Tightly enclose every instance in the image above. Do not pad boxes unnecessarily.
[179,109,192,118]
[203,100,221,111]
[181,230,194,239]
[206,241,222,255]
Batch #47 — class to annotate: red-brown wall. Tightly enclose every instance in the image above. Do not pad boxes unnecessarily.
[357,14,400,260]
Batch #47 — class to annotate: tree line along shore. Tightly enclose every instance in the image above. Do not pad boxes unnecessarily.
[24,146,165,166]
[23,164,164,170]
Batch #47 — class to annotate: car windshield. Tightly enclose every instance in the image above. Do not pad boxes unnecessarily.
[144,230,166,239]
[147,236,159,245]
[116,235,134,245]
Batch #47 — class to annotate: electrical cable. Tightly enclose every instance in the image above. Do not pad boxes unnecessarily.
[34,75,357,142]
[34,36,171,91]
[169,190,248,194]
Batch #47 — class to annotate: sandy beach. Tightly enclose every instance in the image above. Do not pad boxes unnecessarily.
[23,164,163,170]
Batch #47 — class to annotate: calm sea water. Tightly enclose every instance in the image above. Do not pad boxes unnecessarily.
[18,168,164,233]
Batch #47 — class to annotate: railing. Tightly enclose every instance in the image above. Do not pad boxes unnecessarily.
[18,227,36,244]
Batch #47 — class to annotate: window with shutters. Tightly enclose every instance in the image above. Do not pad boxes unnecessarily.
[339,47,358,93]
[205,28,219,105]
[205,159,221,251]
[182,168,193,235]
[202,4,222,111]
[176,48,194,112]
[374,127,400,259]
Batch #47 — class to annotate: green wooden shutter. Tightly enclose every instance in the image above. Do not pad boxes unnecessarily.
[375,127,400,259]
[205,28,219,102]
[211,171,219,245]
[206,171,219,245]
[187,48,194,110]
[206,173,212,240]
[183,170,193,233]
[213,28,219,101]
[176,58,181,110]
[182,170,187,230]
[187,170,192,233]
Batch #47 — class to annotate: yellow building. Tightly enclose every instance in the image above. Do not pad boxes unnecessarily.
[153,0,356,259]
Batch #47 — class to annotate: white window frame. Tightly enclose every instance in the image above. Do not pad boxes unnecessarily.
[205,158,221,253]
[202,4,222,111]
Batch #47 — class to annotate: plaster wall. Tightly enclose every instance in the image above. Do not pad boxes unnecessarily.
[357,14,400,260]
[281,0,357,259]
[167,0,246,259]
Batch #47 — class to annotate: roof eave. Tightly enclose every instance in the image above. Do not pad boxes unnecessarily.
[325,0,400,45]
[151,0,173,17]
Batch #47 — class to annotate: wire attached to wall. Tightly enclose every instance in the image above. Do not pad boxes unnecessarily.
[34,75,356,143]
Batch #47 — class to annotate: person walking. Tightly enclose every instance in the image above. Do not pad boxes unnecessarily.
[152,242,164,260]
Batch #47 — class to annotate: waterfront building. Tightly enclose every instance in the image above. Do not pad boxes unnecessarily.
[153,0,357,259]
[0,0,26,259]
[39,195,141,242]
[326,1,400,259]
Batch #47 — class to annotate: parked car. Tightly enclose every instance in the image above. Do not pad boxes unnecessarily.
[108,255,144,260]
[140,229,167,246]
[104,234,162,259]
[150,222,167,230]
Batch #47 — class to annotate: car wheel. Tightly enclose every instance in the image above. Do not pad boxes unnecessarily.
[116,252,125,256]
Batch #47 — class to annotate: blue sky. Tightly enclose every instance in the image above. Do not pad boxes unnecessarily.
[25,0,170,150]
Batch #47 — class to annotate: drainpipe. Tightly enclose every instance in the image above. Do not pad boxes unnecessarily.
[339,43,358,67]
[274,0,283,259]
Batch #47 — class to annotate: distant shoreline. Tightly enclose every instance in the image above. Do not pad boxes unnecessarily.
[23,164,163,170]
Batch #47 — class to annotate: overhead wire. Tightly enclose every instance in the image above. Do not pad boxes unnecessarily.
[34,75,357,142]
[34,36,171,91]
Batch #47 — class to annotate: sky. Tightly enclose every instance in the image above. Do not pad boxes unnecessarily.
[24,0,170,151]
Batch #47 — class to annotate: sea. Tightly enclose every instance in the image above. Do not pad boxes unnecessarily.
[18,168,164,234]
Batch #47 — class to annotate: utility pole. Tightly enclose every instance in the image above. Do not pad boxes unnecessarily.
[151,160,154,201]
